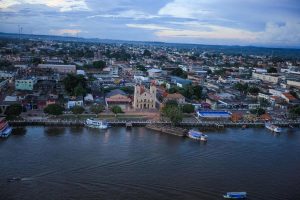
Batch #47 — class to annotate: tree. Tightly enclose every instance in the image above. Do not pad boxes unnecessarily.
[32,57,42,65]
[74,84,86,97]
[162,105,183,125]
[214,68,226,76]
[259,98,271,107]
[171,68,187,79]
[165,100,178,107]
[90,104,105,114]
[111,106,124,114]
[5,104,22,117]
[120,86,134,95]
[44,104,64,115]
[71,106,85,114]
[143,49,151,57]
[250,108,266,116]
[248,87,260,95]
[93,60,106,69]
[168,85,202,100]
[136,65,147,72]
[63,74,87,96]
[234,83,248,94]
[192,85,202,99]
[267,67,277,73]
[289,106,300,117]
[182,104,195,113]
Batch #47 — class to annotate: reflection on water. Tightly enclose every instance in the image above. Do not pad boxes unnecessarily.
[69,127,84,134]
[12,127,27,135]
[44,127,66,136]
[0,126,299,200]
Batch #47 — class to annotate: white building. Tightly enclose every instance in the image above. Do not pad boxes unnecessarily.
[38,64,76,74]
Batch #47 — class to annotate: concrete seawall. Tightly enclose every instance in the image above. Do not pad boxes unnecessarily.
[8,119,300,128]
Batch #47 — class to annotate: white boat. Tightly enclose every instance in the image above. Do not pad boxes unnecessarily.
[188,130,208,141]
[265,122,282,133]
[85,118,109,129]
[0,118,12,138]
[223,192,247,199]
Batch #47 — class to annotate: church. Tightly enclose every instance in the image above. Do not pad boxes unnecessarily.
[133,84,157,110]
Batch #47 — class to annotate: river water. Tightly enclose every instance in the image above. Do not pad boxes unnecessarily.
[0,126,299,200]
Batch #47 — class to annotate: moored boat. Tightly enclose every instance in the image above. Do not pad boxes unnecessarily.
[0,117,12,138]
[85,118,109,129]
[188,130,208,141]
[223,192,247,199]
[265,122,282,133]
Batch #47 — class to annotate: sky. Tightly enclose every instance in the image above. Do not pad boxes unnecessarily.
[0,0,300,48]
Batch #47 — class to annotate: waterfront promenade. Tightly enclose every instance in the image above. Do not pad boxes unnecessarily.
[8,118,300,128]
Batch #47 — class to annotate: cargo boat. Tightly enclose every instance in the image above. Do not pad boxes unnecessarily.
[0,118,12,138]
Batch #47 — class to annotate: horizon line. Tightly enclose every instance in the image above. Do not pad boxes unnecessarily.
[0,31,300,50]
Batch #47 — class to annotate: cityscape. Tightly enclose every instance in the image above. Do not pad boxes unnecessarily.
[0,0,300,200]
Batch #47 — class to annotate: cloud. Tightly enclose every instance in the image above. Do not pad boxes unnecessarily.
[87,9,159,20]
[126,23,170,30]
[49,29,82,36]
[0,0,89,12]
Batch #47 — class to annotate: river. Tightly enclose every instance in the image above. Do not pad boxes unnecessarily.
[0,126,299,200]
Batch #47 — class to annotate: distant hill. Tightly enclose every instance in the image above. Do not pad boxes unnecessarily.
[1,32,300,59]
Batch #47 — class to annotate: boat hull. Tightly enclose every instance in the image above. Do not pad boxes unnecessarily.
[188,130,208,141]
[0,126,12,138]
[265,123,282,133]
[85,119,109,129]
[223,192,247,199]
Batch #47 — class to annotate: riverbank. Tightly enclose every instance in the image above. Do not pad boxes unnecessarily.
[8,118,300,128]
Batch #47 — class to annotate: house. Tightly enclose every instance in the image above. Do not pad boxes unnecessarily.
[133,84,157,109]
[163,93,185,105]
[281,93,297,103]
[15,78,37,91]
[170,76,192,88]
[105,89,131,110]
[84,94,94,102]
[67,97,84,109]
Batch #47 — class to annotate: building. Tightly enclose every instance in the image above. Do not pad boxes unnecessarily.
[163,93,185,105]
[133,84,157,109]
[15,78,37,91]
[147,68,162,78]
[170,76,192,88]
[196,111,232,119]
[105,89,131,110]
[252,72,279,84]
[38,64,76,74]
[67,97,84,109]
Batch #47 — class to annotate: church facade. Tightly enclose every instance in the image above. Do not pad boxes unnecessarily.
[133,84,157,109]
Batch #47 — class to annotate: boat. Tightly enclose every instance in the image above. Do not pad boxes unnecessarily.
[85,118,109,129]
[242,125,247,130]
[0,117,12,138]
[265,122,282,133]
[188,130,208,141]
[223,192,247,199]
